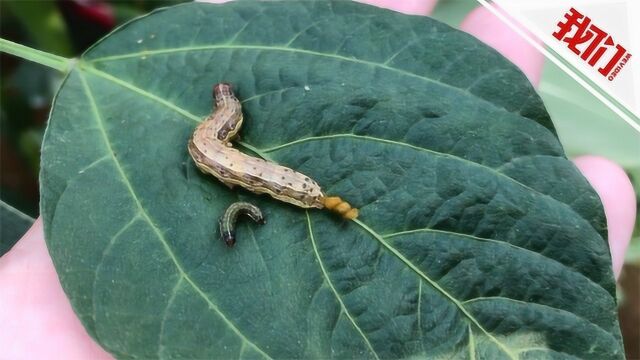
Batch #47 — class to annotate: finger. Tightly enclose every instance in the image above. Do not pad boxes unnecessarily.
[0,218,113,360]
[573,156,637,279]
[460,6,544,87]
[355,0,438,15]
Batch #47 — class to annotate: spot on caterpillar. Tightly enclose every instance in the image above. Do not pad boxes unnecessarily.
[219,202,265,247]
[188,83,358,220]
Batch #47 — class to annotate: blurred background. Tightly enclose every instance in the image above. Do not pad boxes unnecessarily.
[1,0,638,357]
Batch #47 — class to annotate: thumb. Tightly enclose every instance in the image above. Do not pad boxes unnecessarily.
[0,218,113,359]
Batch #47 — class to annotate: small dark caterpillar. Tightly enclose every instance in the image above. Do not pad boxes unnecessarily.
[188,83,358,220]
[219,202,266,247]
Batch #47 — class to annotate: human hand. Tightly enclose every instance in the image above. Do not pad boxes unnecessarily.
[1,1,635,359]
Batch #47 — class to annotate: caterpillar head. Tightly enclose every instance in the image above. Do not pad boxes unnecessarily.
[213,83,234,104]
[222,232,236,247]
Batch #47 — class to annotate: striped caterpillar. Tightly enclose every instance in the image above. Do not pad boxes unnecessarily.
[219,202,265,247]
[188,83,358,219]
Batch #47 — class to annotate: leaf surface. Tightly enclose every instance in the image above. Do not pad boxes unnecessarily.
[0,200,34,256]
[40,2,623,359]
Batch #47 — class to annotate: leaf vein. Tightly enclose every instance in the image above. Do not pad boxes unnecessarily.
[77,155,110,175]
[157,276,184,359]
[383,227,607,294]
[91,214,142,324]
[240,86,300,105]
[353,218,517,359]
[227,8,266,45]
[306,212,380,360]
[82,65,201,122]
[417,280,424,355]
[461,297,615,336]
[468,325,476,360]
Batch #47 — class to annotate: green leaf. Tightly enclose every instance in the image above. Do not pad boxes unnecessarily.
[0,200,34,256]
[40,2,623,359]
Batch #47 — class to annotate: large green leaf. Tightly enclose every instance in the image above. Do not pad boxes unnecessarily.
[40,2,623,359]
